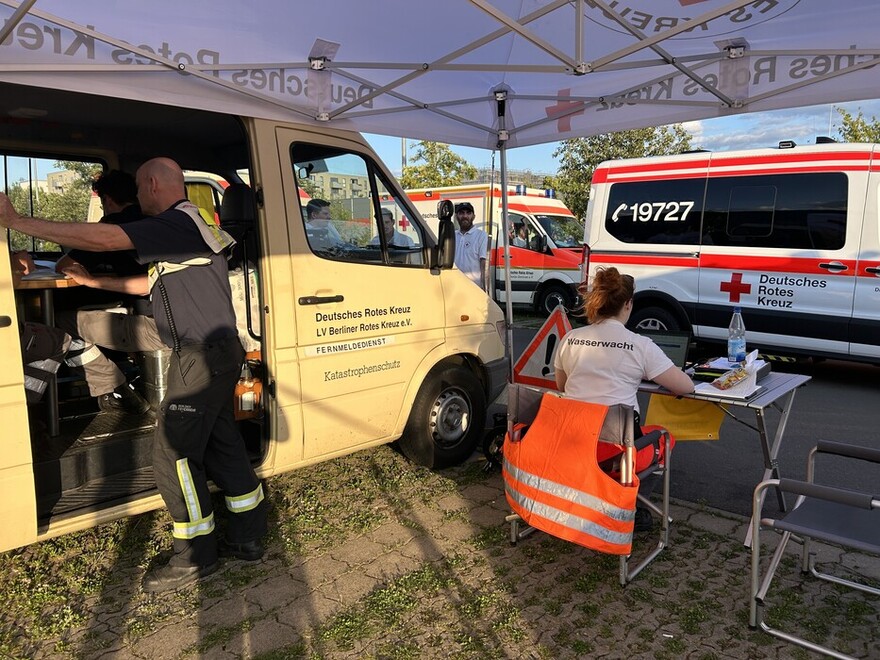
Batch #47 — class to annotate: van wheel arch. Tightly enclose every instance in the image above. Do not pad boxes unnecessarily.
[534,281,575,315]
[628,295,690,333]
[397,359,487,469]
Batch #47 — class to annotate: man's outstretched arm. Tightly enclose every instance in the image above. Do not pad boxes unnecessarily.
[0,193,134,252]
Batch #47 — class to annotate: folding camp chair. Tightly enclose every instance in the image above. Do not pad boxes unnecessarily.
[750,440,880,659]
[503,383,673,585]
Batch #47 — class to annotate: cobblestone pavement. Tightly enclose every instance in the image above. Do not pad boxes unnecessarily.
[3,446,879,659]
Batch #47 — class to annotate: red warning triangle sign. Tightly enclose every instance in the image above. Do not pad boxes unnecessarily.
[513,306,572,389]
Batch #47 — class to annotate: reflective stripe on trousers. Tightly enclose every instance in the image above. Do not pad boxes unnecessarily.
[226,483,264,513]
[172,457,216,540]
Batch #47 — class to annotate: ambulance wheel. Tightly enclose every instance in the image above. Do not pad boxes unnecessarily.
[629,306,680,332]
[399,366,487,469]
[536,283,574,315]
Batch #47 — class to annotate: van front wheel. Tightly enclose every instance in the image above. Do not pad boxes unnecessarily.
[536,283,574,315]
[629,306,680,332]
[399,366,487,469]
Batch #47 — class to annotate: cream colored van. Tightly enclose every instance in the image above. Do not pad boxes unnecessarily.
[0,82,507,553]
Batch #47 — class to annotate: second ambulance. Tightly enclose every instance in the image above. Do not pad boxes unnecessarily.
[406,184,584,314]
[585,141,880,363]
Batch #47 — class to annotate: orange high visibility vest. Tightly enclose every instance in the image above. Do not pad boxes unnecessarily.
[503,393,639,555]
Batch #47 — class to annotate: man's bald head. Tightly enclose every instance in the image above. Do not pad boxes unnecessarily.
[136,157,186,215]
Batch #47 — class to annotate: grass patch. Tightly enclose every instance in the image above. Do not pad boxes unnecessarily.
[3,442,876,659]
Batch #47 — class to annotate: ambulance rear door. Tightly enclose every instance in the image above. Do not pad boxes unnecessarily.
[850,150,880,360]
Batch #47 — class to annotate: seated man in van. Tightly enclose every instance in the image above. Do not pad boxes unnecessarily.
[369,208,415,248]
[304,198,346,252]
[54,170,162,412]
[511,222,528,247]
[11,250,149,414]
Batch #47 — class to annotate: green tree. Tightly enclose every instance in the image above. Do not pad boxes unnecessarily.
[297,177,322,200]
[6,161,99,251]
[55,160,102,191]
[835,107,880,142]
[552,125,693,219]
[399,141,477,188]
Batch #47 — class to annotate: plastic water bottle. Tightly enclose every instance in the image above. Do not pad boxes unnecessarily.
[727,306,746,364]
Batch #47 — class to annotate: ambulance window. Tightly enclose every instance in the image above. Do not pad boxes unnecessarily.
[290,143,424,265]
[704,173,847,250]
[507,213,534,250]
[603,179,703,245]
[726,186,775,238]
[536,214,583,248]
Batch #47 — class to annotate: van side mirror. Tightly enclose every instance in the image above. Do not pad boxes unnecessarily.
[435,199,456,269]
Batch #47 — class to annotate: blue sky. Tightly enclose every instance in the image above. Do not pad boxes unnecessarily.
[5,99,880,184]
[366,99,880,177]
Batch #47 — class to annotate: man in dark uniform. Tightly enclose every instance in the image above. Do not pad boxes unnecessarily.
[0,158,267,592]
[55,169,156,413]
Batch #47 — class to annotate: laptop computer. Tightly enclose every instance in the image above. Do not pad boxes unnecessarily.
[636,330,692,370]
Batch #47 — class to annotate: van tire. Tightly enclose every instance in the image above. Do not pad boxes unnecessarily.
[399,366,487,469]
[536,283,574,315]
[629,306,680,332]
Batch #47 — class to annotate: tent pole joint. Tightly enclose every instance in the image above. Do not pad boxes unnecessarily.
[309,57,328,71]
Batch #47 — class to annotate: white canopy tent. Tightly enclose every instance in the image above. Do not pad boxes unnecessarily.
[3,0,880,370]
[2,0,879,149]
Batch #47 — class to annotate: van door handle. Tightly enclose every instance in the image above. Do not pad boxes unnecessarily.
[298,295,344,305]
[0,316,11,328]
[818,261,848,272]
[865,266,880,275]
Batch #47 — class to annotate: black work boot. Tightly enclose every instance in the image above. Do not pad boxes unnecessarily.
[634,507,654,533]
[142,561,219,593]
[218,538,265,562]
[98,383,150,415]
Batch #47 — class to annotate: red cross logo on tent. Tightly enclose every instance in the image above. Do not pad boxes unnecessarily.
[513,306,572,389]
[545,88,585,132]
[720,272,752,303]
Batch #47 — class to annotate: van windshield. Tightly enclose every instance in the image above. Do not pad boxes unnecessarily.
[535,214,583,248]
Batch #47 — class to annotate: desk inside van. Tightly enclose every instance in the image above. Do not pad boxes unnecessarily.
[14,275,81,437]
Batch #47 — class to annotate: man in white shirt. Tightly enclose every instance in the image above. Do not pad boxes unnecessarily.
[453,201,488,288]
[304,198,345,251]
[369,208,415,248]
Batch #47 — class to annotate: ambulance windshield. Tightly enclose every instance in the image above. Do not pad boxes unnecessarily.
[536,214,584,248]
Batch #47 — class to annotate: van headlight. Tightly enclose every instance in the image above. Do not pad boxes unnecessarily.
[495,320,508,350]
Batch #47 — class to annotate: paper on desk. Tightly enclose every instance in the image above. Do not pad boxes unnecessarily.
[695,352,763,399]
[20,269,67,281]
[707,350,760,370]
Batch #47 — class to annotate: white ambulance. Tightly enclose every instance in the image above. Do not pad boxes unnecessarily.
[406,184,585,313]
[585,141,880,363]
